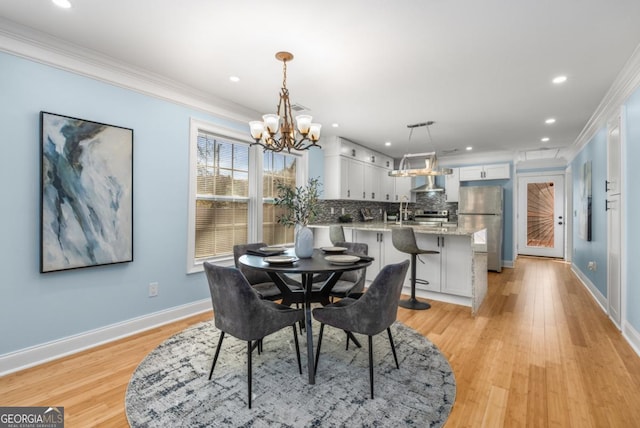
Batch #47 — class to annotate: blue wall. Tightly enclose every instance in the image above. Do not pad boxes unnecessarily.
[571,128,608,296]
[2,47,640,357]
[625,88,640,331]
[0,51,246,354]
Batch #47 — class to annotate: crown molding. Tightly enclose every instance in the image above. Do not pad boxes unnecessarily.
[567,43,640,161]
[0,18,258,126]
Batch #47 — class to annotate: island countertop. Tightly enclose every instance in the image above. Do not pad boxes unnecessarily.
[309,221,488,314]
[309,221,486,247]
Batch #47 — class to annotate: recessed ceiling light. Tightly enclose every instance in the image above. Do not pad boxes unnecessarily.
[52,0,72,8]
[552,75,567,84]
[229,76,240,83]
[466,146,473,151]
[545,118,556,124]
[541,137,550,142]
[385,141,391,146]
[332,123,339,128]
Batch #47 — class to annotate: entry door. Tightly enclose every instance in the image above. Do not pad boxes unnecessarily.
[517,175,565,258]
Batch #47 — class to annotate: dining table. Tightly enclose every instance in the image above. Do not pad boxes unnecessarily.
[238,247,373,384]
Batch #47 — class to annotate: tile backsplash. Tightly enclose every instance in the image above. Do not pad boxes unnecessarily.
[314,194,458,224]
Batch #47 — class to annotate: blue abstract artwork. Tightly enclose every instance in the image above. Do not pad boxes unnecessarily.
[40,112,133,273]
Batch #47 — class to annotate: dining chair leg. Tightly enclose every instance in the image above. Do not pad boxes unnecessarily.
[292,324,302,374]
[208,331,225,380]
[368,335,374,399]
[314,323,325,372]
[387,327,400,369]
[247,341,252,409]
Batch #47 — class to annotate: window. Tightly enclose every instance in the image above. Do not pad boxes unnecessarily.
[187,119,305,272]
[195,133,249,258]
[262,151,296,246]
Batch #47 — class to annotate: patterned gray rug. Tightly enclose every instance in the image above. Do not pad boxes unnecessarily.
[125,319,455,427]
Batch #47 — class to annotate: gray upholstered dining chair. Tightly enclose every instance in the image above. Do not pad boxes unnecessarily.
[329,225,346,245]
[327,241,368,301]
[233,243,299,301]
[312,260,410,399]
[203,262,305,409]
[310,242,368,300]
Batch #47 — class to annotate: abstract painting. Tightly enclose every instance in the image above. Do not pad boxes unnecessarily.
[40,112,133,273]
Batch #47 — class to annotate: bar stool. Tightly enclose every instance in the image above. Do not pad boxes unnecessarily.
[329,225,346,245]
[391,227,439,310]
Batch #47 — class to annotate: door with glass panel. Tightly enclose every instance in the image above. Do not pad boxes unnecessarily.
[517,175,565,258]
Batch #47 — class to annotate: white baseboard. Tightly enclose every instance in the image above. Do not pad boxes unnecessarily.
[502,260,515,269]
[623,321,640,358]
[571,264,640,359]
[571,264,607,311]
[0,299,211,377]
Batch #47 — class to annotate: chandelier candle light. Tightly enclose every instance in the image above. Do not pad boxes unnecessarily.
[249,52,322,152]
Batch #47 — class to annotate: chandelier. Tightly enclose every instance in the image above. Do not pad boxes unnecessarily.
[388,121,453,177]
[249,52,322,152]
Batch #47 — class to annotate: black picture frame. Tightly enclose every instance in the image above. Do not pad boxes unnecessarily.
[40,112,134,273]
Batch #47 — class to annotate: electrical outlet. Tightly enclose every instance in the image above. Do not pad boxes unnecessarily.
[149,282,159,297]
[342,208,345,215]
[587,261,597,271]
[330,207,334,214]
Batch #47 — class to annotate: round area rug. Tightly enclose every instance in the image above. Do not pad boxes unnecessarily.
[125,320,455,427]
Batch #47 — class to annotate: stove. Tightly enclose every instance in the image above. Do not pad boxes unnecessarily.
[411,209,449,226]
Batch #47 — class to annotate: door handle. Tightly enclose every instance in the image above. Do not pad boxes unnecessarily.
[606,200,612,211]
[605,180,611,192]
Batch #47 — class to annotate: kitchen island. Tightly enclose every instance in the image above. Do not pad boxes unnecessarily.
[310,222,488,315]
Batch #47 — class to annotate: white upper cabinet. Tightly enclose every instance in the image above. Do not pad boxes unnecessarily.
[392,176,413,202]
[323,136,395,200]
[459,163,510,181]
[444,168,460,202]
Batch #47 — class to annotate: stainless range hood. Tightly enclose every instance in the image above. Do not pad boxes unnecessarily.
[411,175,444,192]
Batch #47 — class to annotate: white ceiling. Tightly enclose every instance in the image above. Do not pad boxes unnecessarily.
[2,0,640,160]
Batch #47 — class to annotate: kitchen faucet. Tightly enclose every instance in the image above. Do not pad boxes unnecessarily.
[398,195,409,226]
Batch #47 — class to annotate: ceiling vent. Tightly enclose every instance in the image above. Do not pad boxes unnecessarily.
[291,103,309,112]
[524,148,560,160]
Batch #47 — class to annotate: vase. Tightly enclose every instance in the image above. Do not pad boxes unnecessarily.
[295,225,314,258]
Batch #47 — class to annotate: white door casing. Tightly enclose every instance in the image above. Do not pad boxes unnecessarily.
[607,115,622,328]
[517,174,565,258]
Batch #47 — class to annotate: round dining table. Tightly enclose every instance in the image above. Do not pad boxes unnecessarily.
[238,247,372,384]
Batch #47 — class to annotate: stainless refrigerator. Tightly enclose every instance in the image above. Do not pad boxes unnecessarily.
[458,186,503,272]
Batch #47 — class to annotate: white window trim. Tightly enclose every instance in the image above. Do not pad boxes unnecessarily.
[186,117,308,274]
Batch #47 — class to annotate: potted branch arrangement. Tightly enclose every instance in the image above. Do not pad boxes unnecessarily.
[274,177,321,258]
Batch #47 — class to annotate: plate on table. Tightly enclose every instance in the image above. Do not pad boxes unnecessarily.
[264,255,298,265]
[324,255,361,265]
[259,246,286,254]
[320,246,348,254]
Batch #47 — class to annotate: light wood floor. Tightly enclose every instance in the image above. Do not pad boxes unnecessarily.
[2,257,639,427]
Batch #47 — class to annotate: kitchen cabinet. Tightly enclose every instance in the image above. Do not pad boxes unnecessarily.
[324,136,394,201]
[413,233,472,297]
[392,176,413,202]
[353,229,387,282]
[444,168,460,202]
[380,169,395,202]
[459,163,510,181]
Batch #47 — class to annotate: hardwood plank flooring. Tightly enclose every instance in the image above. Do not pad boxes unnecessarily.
[1,257,639,427]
